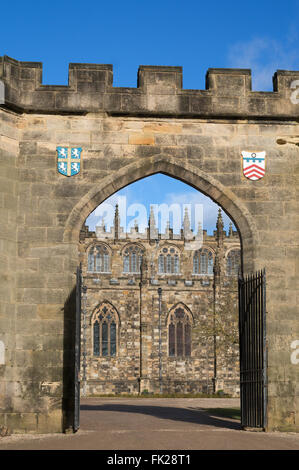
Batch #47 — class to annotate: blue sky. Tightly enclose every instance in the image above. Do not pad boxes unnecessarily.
[1,0,299,90]
[86,174,234,235]
[2,0,298,233]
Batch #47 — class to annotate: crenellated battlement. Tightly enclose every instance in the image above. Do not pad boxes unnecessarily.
[1,55,299,117]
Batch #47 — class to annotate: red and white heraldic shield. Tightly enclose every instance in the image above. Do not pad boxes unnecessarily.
[242,151,266,181]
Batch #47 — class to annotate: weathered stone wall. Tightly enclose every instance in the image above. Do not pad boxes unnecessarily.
[80,284,239,397]
[0,109,19,430]
[79,229,240,397]
[0,56,298,432]
[1,56,299,119]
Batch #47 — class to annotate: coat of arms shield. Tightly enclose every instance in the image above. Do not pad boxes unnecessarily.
[57,147,82,176]
[242,151,266,180]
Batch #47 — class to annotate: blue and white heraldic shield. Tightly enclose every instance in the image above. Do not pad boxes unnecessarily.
[57,147,82,176]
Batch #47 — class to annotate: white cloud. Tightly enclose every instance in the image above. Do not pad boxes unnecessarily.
[227,35,299,90]
[86,188,236,235]
[164,191,234,234]
[86,187,140,231]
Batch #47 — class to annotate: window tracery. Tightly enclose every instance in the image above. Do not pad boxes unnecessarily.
[123,245,145,273]
[193,248,214,275]
[158,246,180,274]
[92,302,119,357]
[168,305,192,357]
[87,244,110,273]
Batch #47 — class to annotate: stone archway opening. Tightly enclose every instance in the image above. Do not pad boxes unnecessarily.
[61,156,268,433]
[64,156,256,270]
[68,164,254,430]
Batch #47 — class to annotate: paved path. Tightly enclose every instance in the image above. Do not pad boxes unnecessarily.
[0,398,299,450]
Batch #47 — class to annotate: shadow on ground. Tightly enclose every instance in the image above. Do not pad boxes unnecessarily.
[80,403,241,430]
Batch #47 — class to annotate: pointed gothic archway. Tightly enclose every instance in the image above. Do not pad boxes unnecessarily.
[64,155,264,431]
[63,155,257,275]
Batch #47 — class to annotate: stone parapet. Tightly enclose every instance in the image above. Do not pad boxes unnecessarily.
[1,56,299,118]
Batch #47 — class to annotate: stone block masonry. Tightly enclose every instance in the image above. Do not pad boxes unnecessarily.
[0,56,298,433]
[78,211,240,397]
[1,56,299,118]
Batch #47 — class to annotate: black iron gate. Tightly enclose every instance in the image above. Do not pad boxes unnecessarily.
[238,269,267,429]
[74,264,82,432]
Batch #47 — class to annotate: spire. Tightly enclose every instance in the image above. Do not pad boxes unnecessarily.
[114,204,120,240]
[216,208,224,246]
[95,216,106,238]
[229,221,233,237]
[149,206,156,226]
[216,208,224,231]
[162,219,170,239]
[183,207,191,232]
[148,206,158,240]
[183,207,193,240]
[195,220,203,242]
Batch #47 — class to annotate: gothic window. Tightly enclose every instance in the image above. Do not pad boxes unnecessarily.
[87,244,110,273]
[88,250,94,272]
[166,254,172,273]
[174,254,179,274]
[193,252,199,273]
[92,302,119,357]
[158,254,164,273]
[168,305,193,357]
[123,245,144,273]
[193,248,214,275]
[158,246,180,274]
[124,253,130,273]
[226,249,241,276]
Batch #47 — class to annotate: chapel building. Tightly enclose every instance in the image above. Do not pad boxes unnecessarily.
[78,207,241,396]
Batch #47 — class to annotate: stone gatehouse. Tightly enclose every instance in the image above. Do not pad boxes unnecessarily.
[0,55,298,433]
[79,207,240,396]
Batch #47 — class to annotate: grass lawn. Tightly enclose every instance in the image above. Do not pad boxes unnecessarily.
[205,407,241,420]
[88,392,231,399]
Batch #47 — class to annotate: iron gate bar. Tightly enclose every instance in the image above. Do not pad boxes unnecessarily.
[238,269,267,429]
[262,269,267,429]
[74,263,82,432]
